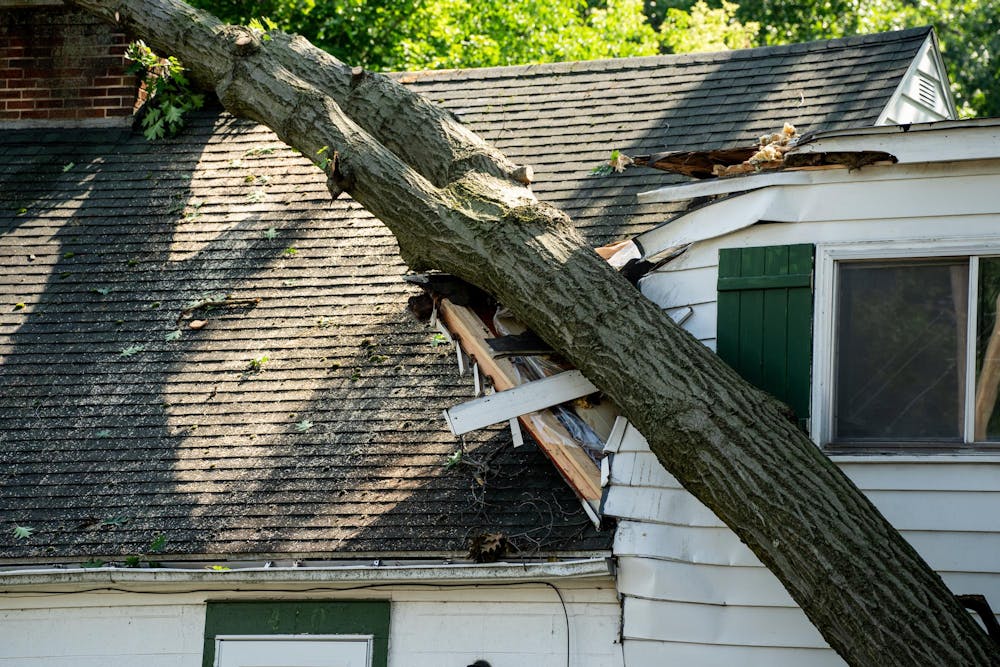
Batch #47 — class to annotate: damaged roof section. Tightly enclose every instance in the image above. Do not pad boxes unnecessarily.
[405,282,612,516]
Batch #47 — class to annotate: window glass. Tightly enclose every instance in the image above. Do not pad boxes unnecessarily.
[975,257,1000,441]
[835,260,968,442]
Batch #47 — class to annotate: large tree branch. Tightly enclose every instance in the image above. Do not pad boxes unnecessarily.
[68,1,1000,663]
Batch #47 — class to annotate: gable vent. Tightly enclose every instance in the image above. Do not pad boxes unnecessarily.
[917,74,938,108]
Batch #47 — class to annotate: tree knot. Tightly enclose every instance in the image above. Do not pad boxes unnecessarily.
[350,66,370,89]
[226,26,261,56]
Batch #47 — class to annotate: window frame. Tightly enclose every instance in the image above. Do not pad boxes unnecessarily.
[813,238,1000,452]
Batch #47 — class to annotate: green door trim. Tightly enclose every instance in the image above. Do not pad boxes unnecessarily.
[203,600,390,667]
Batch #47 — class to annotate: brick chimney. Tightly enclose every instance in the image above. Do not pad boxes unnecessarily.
[0,1,139,126]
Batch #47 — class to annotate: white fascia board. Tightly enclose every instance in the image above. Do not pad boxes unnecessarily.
[0,558,614,593]
[638,170,815,204]
[789,123,1000,164]
[638,124,1000,207]
[634,188,775,259]
[634,160,1000,259]
[444,370,597,436]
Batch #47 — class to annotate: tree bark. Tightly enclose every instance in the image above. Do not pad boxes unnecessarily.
[67,1,1000,663]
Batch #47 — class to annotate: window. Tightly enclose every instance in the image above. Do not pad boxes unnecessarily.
[822,251,1000,449]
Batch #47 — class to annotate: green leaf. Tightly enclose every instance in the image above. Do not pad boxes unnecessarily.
[263,227,278,240]
[163,104,183,125]
[148,534,167,553]
[248,354,269,371]
[62,162,75,172]
[295,419,313,432]
[430,333,449,347]
[444,450,463,469]
[120,344,146,357]
[165,330,182,342]
[12,525,34,540]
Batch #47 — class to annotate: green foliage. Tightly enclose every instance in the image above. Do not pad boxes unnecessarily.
[660,1,758,52]
[126,40,205,140]
[190,0,994,116]
[397,0,661,70]
[12,525,34,540]
[148,533,168,553]
[191,0,759,72]
[444,449,463,469]
[295,419,313,432]
[249,354,270,371]
[120,343,146,357]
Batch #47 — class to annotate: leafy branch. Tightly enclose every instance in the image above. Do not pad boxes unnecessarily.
[125,40,205,140]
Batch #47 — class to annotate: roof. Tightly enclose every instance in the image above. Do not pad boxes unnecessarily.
[0,27,932,563]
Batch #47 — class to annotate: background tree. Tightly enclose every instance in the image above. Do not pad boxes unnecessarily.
[191,0,996,116]
[187,0,756,69]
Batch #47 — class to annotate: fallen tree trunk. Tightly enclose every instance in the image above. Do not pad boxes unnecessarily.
[67,1,1000,663]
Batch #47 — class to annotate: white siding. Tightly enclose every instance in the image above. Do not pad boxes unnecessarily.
[613,163,1000,664]
[608,428,1000,664]
[0,581,622,667]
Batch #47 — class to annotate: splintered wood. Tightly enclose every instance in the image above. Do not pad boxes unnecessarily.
[437,299,602,503]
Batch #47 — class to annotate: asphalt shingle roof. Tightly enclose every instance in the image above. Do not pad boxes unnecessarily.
[0,28,930,562]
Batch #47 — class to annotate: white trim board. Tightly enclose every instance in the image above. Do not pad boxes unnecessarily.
[635,165,1000,260]
[443,370,598,436]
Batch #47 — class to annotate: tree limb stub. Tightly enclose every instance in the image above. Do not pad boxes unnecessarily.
[66,1,1000,664]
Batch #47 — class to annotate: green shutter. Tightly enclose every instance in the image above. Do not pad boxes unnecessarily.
[203,600,390,667]
[717,244,814,424]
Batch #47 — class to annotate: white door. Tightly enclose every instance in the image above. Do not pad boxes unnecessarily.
[215,635,374,667]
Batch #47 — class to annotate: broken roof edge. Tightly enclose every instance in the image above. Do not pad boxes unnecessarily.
[0,557,615,592]
[391,26,932,83]
[637,119,1000,207]
[634,156,1000,262]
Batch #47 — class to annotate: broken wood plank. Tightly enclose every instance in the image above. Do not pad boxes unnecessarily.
[444,370,598,435]
[632,146,758,178]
